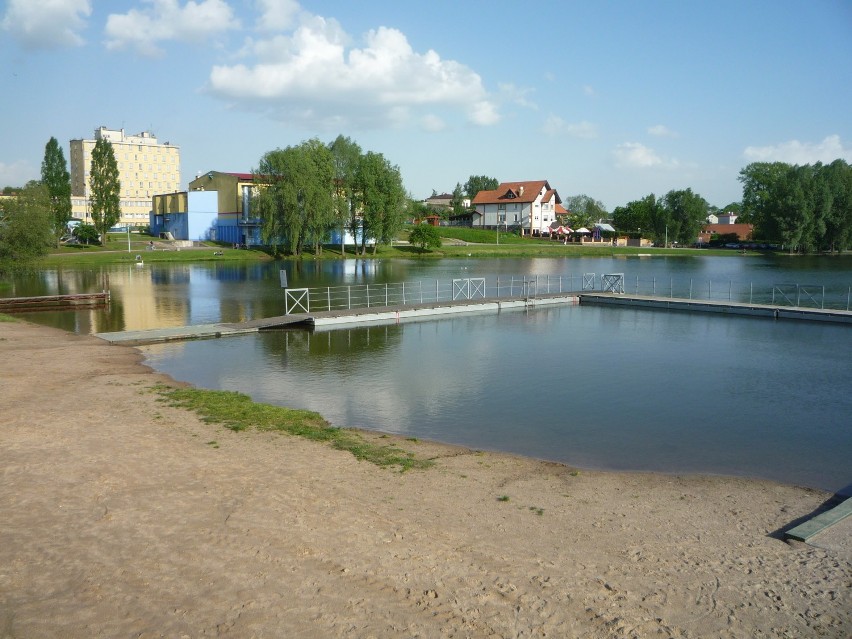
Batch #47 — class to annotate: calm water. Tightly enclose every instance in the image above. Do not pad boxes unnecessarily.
[9,255,852,492]
[141,302,852,493]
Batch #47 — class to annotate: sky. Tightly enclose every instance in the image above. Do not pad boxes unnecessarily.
[1,0,851,211]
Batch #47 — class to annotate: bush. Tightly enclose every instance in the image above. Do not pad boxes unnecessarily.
[73,223,101,245]
[409,224,442,251]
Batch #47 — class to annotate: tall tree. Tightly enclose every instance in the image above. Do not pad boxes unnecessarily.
[354,151,406,256]
[463,175,498,200]
[0,181,54,273]
[821,160,852,252]
[294,139,335,255]
[329,135,363,257]
[450,182,465,216]
[661,188,708,245]
[40,137,72,247]
[612,194,660,239]
[89,137,121,241]
[564,194,608,222]
[739,161,790,241]
[255,139,334,257]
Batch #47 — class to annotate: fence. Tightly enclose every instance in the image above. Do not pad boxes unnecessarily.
[284,274,852,315]
[623,276,852,311]
[284,274,588,314]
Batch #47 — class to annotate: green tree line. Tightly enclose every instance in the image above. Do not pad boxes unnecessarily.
[254,136,406,257]
[739,160,852,253]
[611,188,709,246]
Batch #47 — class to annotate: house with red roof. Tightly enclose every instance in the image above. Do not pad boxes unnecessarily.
[471,180,564,236]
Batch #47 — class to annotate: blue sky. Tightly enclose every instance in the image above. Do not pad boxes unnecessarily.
[2,0,850,211]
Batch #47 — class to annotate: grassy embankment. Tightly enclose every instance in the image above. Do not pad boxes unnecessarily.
[157,385,432,471]
[43,228,735,266]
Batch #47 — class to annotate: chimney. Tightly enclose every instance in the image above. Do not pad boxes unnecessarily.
[519,185,524,196]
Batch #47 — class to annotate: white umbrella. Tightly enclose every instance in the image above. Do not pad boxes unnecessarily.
[575,227,590,234]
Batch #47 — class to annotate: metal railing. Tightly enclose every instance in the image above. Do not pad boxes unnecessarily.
[624,276,852,311]
[284,274,852,315]
[284,274,588,314]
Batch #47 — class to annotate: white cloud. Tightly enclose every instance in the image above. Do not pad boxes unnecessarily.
[0,160,37,187]
[498,83,537,110]
[648,124,677,138]
[582,85,596,97]
[1,0,91,49]
[613,142,664,168]
[255,0,301,32]
[105,0,238,56]
[543,115,597,139]
[208,12,499,130]
[743,135,852,164]
[420,114,446,132]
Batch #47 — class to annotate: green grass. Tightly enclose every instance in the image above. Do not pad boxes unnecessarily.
[0,313,17,322]
[156,385,432,471]
[41,229,739,265]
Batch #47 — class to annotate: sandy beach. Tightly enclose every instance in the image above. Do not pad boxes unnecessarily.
[1,319,849,638]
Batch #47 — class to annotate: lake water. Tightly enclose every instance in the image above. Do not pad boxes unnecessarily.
[10,255,852,492]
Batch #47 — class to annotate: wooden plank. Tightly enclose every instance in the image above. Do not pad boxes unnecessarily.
[0,293,109,313]
[785,497,852,542]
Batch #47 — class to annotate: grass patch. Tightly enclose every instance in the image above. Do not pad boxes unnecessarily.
[0,313,17,323]
[497,495,510,502]
[156,385,432,471]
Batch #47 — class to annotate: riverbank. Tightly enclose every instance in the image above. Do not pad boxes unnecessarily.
[1,319,849,638]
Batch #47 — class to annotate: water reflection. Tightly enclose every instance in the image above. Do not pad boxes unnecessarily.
[142,305,852,493]
[8,255,852,333]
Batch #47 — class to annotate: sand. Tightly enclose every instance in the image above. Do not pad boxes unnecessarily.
[1,319,849,638]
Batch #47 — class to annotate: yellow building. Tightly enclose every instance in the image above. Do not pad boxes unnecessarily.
[69,126,180,228]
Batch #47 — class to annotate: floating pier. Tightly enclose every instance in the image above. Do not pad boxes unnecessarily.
[579,293,852,324]
[95,293,579,345]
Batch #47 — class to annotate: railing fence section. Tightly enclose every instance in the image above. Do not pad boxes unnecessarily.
[283,274,851,315]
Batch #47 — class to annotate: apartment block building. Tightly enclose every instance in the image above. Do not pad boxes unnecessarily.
[69,126,180,228]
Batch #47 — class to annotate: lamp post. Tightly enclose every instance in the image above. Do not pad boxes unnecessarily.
[126,224,131,253]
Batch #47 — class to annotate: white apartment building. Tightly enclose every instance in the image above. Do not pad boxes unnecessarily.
[70,126,180,228]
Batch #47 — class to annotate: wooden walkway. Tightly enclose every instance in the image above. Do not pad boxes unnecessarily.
[0,292,109,313]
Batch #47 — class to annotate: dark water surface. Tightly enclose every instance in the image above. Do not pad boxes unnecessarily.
[10,255,852,492]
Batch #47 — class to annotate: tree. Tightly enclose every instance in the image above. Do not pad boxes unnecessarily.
[564,194,608,222]
[409,224,442,252]
[821,160,852,252]
[73,222,100,245]
[0,181,54,273]
[255,139,335,257]
[739,162,788,241]
[89,137,121,241]
[450,182,465,216]
[463,175,498,200]
[329,135,362,257]
[299,139,335,255]
[660,188,708,246]
[41,136,72,247]
[612,194,660,239]
[354,151,406,256]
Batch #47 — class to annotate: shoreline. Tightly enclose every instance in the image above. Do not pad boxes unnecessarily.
[1,319,849,637]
